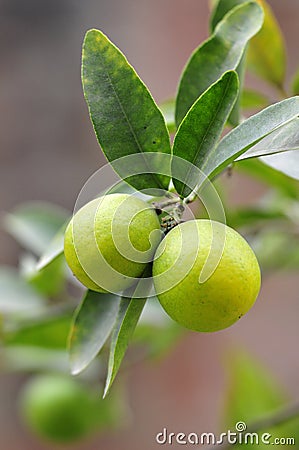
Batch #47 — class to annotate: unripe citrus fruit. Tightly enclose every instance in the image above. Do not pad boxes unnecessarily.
[153,219,261,332]
[64,193,161,293]
[19,374,95,443]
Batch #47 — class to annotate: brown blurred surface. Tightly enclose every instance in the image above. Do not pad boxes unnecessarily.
[0,1,299,449]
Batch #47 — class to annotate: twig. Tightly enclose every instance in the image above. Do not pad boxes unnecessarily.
[207,401,299,450]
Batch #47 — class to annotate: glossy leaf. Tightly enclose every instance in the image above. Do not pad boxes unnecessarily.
[0,267,46,317]
[68,290,120,375]
[103,277,151,397]
[36,222,67,270]
[173,71,239,197]
[241,88,269,110]
[247,0,286,90]
[175,1,263,126]
[2,202,69,257]
[209,1,259,125]
[82,29,171,191]
[210,0,248,31]
[235,158,299,199]
[202,97,299,180]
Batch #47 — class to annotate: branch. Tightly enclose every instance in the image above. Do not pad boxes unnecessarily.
[207,401,299,450]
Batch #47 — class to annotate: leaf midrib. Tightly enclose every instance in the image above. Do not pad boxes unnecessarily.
[88,38,168,190]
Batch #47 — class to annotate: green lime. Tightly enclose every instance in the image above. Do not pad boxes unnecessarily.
[19,374,95,443]
[153,219,261,332]
[64,193,161,293]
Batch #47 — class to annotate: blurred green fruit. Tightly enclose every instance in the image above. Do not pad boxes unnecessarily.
[153,219,261,332]
[64,193,161,293]
[19,374,95,443]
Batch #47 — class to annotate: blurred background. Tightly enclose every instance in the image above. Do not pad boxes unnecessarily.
[1,0,299,448]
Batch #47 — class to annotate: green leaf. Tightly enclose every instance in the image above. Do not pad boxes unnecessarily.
[235,158,299,199]
[82,29,171,191]
[209,1,260,125]
[68,290,120,375]
[210,0,248,31]
[2,202,69,257]
[201,97,299,180]
[241,88,269,110]
[0,267,46,317]
[291,67,299,96]
[172,71,239,197]
[247,0,286,91]
[36,222,67,270]
[103,278,150,397]
[175,1,263,126]
[5,314,71,349]
[159,99,176,133]
[228,50,246,127]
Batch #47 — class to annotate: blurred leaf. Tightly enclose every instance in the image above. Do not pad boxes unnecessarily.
[36,222,67,271]
[227,207,285,230]
[241,88,269,110]
[159,99,176,133]
[247,0,286,91]
[1,346,69,374]
[291,68,299,96]
[5,314,71,349]
[223,351,297,448]
[82,29,171,191]
[224,351,285,426]
[235,158,299,199]
[261,151,299,181]
[132,297,182,359]
[250,229,299,272]
[103,277,151,397]
[175,1,263,126]
[173,71,239,197]
[21,254,65,297]
[2,202,69,256]
[237,117,299,160]
[0,267,46,317]
[204,97,299,180]
[133,322,182,360]
[68,290,120,375]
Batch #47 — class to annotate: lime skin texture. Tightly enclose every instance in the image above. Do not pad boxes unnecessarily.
[153,219,261,332]
[64,193,161,293]
[19,374,97,443]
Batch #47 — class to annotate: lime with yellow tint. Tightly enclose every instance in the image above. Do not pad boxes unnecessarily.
[153,219,261,332]
[64,193,161,293]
